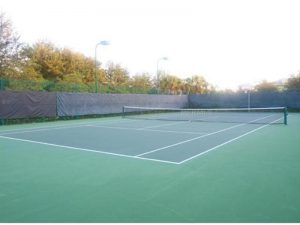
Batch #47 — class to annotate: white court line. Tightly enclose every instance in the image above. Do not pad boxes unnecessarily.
[87,124,204,135]
[137,121,188,130]
[0,117,137,135]
[136,115,275,157]
[136,156,180,165]
[0,135,179,165]
[143,128,205,135]
[86,124,136,130]
[0,118,124,133]
[0,125,89,135]
[178,117,283,164]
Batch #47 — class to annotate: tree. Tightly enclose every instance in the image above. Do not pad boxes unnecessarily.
[183,75,209,94]
[160,75,183,94]
[60,48,98,84]
[105,61,129,86]
[22,41,100,83]
[0,13,23,79]
[22,42,64,81]
[254,80,279,92]
[129,73,153,93]
[285,72,300,91]
[19,45,45,81]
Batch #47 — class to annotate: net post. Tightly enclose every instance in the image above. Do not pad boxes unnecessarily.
[284,107,288,125]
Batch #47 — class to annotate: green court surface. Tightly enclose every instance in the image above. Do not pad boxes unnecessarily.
[0,113,300,222]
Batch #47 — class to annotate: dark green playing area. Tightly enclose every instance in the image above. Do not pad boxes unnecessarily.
[0,113,300,222]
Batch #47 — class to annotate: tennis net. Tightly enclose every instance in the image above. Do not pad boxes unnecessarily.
[122,106,288,125]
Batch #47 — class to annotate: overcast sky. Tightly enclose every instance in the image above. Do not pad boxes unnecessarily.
[1,0,300,89]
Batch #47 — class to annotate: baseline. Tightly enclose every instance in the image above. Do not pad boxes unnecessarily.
[0,135,179,165]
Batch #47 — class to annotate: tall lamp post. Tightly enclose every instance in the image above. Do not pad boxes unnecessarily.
[247,89,251,110]
[156,57,168,94]
[244,89,251,111]
[95,40,110,93]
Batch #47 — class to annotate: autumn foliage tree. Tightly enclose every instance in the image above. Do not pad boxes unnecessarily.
[0,12,232,94]
[22,42,97,83]
[183,75,209,94]
[159,75,183,94]
[105,61,129,86]
[285,72,300,91]
[254,80,279,92]
[129,73,153,93]
[0,13,23,79]
[9,11,300,94]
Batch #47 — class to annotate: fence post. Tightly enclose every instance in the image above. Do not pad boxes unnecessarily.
[0,80,5,90]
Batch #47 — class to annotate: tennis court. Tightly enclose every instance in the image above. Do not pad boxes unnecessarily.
[0,108,300,222]
[0,107,287,164]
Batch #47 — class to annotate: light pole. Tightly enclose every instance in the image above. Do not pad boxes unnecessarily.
[247,90,251,110]
[95,40,110,93]
[156,57,168,94]
[244,89,251,111]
